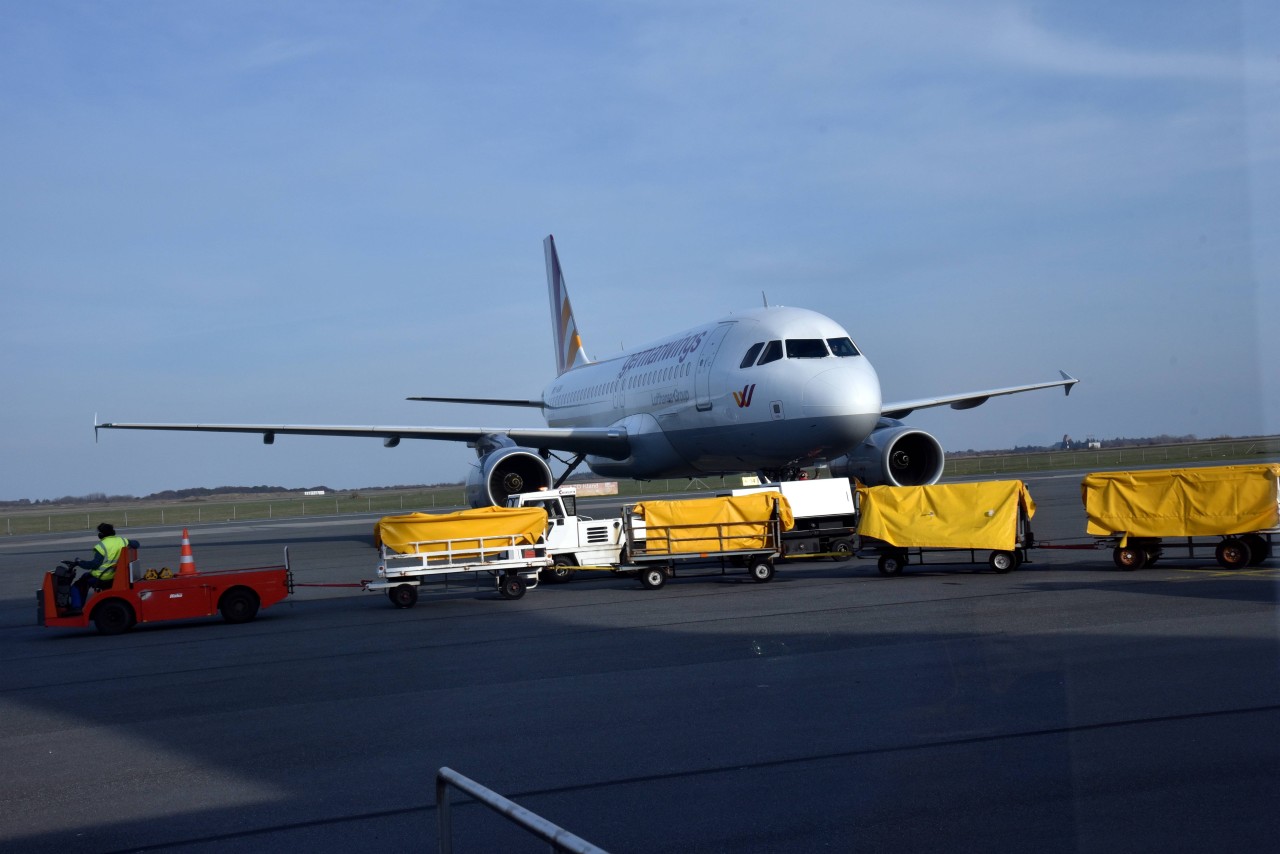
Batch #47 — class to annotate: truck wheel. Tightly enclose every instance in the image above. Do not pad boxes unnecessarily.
[638,566,666,590]
[1112,546,1147,570]
[989,551,1016,573]
[499,575,527,600]
[387,584,418,609]
[748,558,775,582]
[877,552,905,576]
[219,587,260,624]
[546,556,577,584]
[830,539,854,563]
[1241,534,1269,565]
[92,599,134,635]
[1215,538,1252,570]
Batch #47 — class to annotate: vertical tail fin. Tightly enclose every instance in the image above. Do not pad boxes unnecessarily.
[544,234,591,376]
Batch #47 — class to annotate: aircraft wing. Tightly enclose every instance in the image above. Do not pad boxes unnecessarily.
[881,371,1078,419]
[94,421,631,458]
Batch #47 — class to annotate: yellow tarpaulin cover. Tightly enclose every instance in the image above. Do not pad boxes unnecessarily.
[374,506,548,554]
[1081,464,1280,537]
[633,493,794,554]
[856,480,1036,551]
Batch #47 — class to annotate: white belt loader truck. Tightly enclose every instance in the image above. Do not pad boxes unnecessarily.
[504,486,626,582]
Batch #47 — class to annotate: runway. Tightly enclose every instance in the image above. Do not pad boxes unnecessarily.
[1,470,1277,852]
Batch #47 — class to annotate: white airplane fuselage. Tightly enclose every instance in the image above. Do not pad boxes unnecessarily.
[540,306,882,478]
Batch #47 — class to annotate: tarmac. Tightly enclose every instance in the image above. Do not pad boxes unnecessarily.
[1,468,1277,852]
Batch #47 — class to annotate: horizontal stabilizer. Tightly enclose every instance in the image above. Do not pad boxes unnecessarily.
[408,396,544,408]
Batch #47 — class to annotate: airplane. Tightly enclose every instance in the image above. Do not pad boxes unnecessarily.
[97,235,1078,506]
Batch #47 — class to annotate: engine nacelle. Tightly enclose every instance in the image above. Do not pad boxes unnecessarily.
[465,446,554,507]
[828,423,945,487]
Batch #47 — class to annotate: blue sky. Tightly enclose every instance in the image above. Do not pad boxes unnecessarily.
[2,1,1276,501]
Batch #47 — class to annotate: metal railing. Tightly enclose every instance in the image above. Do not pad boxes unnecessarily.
[435,767,608,854]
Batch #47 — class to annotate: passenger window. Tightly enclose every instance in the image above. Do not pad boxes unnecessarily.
[785,339,830,359]
[827,337,861,357]
[757,340,783,365]
[740,342,764,368]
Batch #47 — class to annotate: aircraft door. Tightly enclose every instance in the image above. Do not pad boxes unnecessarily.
[694,323,735,412]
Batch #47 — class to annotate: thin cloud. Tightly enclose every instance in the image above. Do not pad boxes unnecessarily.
[233,37,332,73]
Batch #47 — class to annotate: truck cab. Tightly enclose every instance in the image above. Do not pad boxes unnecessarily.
[506,487,626,581]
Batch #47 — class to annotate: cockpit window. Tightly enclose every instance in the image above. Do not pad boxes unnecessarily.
[785,339,830,359]
[740,342,764,368]
[757,340,783,365]
[827,337,860,357]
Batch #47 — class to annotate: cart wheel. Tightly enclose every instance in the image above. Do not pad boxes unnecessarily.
[748,557,775,582]
[989,551,1016,573]
[830,539,854,563]
[1241,534,1269,565]
[218,587,260,624]
[92,599,134,635]
[387,583,418,609]
[545,555,577,584]
[1112,546,1147,570]
[1144,547,1162,567]
[877,552,906,576]
[499,575,527,600]
[638,566,666,589]
[1215,538,1252,570]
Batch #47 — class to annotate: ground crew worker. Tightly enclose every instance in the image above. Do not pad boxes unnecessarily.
[70,522,140,611]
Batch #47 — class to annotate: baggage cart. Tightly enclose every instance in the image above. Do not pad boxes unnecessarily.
[618,493,793,589]
[366,506,553,607]
[1081,464,1280,569]
[855,480,1036,575]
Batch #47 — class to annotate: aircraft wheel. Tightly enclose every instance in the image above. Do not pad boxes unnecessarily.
[748,557,775,582]
[219,587,260,624]
[1241,534,1269,565]
[830,539,854,563]
[638,566,666,590]
[1215,538,1252,570]
[989,550,1016,573]
[499,575,527,600]
[545,556,577,584]
[877,552,906,576]
[387,584,418,609]
[92,599,134,635]
[1112,546,1147,570]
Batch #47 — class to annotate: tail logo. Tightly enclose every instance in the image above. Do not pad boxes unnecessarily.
[545,235,591,376]
[733,384,756,408]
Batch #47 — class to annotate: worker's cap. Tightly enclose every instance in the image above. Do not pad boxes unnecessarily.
[96,522,115,537]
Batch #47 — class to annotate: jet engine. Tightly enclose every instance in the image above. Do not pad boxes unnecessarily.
[464,445,554,507]
[827,421,945,487]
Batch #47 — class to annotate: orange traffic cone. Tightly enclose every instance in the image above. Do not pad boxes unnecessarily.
[179,528,198,575]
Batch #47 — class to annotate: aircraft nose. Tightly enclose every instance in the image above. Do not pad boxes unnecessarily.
[803,364,883,434]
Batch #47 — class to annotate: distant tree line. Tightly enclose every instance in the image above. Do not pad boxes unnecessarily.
[2,480,467,508]
[952,433,1242,456]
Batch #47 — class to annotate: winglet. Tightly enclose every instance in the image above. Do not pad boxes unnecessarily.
[1060,371,1079,396]
[94,413,100,444]
[544,235,591,376]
